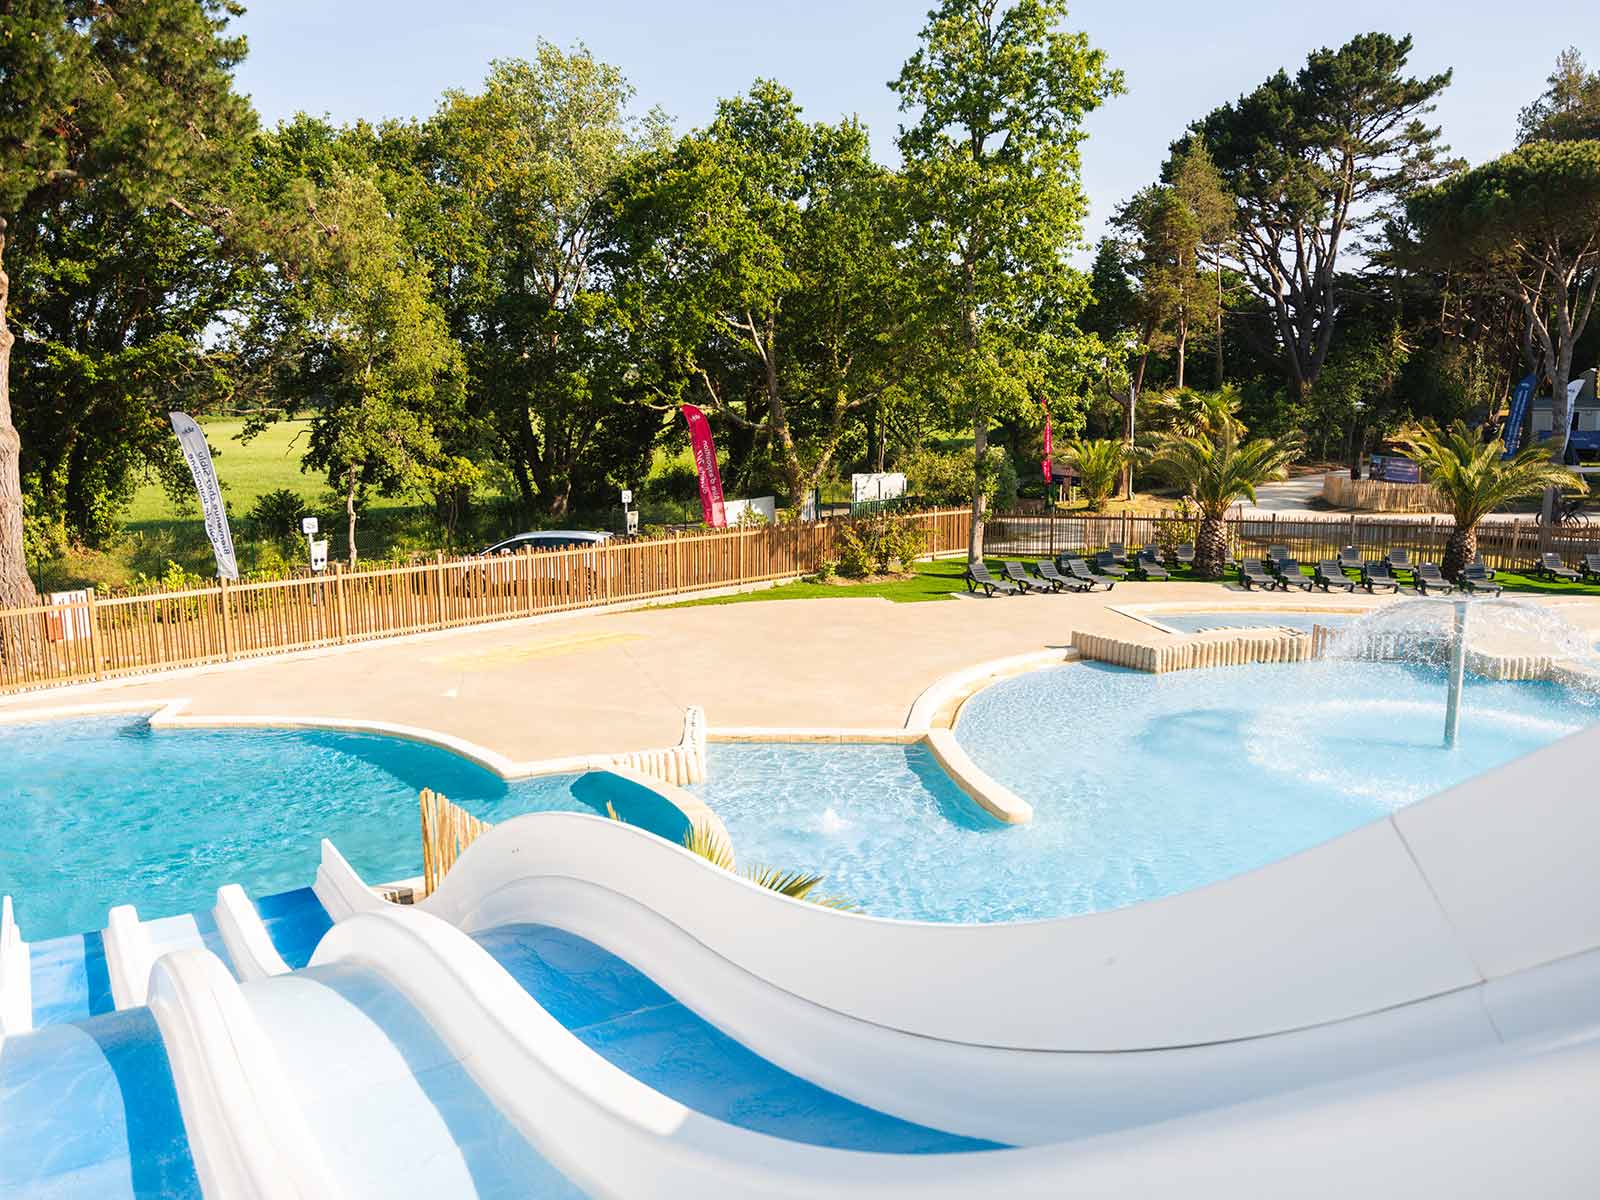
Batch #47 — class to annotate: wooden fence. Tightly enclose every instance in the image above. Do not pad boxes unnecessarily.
[0,508,972,696]
[1320,473,1445,513]
[983,510,1595,573]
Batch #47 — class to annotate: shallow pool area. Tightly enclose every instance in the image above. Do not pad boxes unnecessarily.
[1144,610,1360,634]
[699,658,1597,923]
[0,716,596,941]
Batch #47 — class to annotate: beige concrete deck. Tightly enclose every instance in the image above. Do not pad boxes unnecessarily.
[5,582,1599,762]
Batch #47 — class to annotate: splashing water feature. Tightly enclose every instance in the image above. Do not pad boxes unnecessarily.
[1321,598,1600,748]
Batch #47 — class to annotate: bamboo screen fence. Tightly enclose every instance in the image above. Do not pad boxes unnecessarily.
[419,788,491,897]
[0,508,972,695]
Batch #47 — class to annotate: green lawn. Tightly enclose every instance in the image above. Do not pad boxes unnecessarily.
[671,558,978,606]
[125,417,326,523]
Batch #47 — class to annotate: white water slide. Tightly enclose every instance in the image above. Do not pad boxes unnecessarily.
[287,719,1600,1196]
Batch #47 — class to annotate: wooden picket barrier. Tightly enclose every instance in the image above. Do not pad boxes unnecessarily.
[0,508,972,695]
[419,788,492,898]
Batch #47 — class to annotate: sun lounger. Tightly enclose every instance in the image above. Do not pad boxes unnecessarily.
[1414,562,1455,595]
[1033,560,1091,592]
[1314,560,1356,592]
[1169,542,1196,567]
[1240,560,1281,591]
[1275,558,1314,591]
[1470,554,1497,580]
[1093,551,1128,578]
[1384,548,1414,580]
[1337,545,1363,574]
[1067,558,1117,591]
[1105,542,1129,564]
[1002,560,1050,593]
[1131,548,1170,581]
[1581,552,1600,582]
[1266,544,1291,566]
[965,562,1019,597]
[1536,553,1581,582]
[1459,563,1503,596]
[1361,561,1400,593]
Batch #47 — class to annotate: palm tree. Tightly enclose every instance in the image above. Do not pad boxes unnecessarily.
[1148,425,1302,578]
[1064,439,1125,511]
[1393,421,1587,579]
[1164,387,1247,440]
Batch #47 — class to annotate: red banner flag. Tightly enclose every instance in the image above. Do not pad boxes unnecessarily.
[1041,400,1053,483]
[681,404,727,528]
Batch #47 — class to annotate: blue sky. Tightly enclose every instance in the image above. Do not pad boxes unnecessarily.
[233,1,1598,251]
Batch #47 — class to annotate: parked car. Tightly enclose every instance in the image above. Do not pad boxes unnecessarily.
[479,530,613,556]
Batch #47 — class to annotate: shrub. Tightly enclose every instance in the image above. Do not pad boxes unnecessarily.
[246,488,310,547]
[1064,439,1125,511]
[905,445,1018,509]
[834,513,926,578]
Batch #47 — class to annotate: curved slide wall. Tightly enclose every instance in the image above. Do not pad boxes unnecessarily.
[311,719,1600,1149]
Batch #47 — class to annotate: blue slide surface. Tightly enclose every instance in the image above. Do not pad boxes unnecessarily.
[472,923,1002,1155]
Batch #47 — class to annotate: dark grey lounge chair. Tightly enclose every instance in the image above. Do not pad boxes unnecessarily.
[1384,548,1414,580]
[965,562,1019,597]
[1314,560,1356,592]
[1337,545,1363,574]
[1459,563,1503,596]
[1240,560,1281,591]
[1034,560,1091,592]
[1131,548,1170,581]
[1093,551,1128,579]
[1275,558,1314,591]
[1470,554,1497,580]
[1537,553,1581,582]
[1067,558,1117,591]
[1414,562,1455,595]
[1002,560,1050,593]
[1169,542,1196,568]
[1362,561,1400,594]
[1581,552,1600,582]
[1266,544,1291,566]
[1105,542,1129,564]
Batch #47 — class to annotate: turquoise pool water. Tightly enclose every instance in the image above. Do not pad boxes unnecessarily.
[0,716,597,941]
[700,661,1596,923]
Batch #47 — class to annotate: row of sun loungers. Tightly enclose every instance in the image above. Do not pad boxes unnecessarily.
[965,555,1124,597]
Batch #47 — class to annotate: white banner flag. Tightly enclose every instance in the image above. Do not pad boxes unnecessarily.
[169,412,238,580]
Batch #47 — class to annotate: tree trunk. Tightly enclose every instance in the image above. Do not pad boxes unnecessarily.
[1214,251,1225,386]
[345,467,359,566]
[1175,309,1188,390]
[0,219,39,611]
[1195,514,1229,579]
[967,415,988,565]
[1442,523,1476,582]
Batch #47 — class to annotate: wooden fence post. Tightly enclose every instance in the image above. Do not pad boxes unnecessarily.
[85,588,105,682]
[333,564,349,642]
[433,551,447,628]
[219,576,236,661]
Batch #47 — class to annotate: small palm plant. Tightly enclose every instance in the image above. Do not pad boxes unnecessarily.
[1393,421,1587,579]
[610,804,848,906]
[1163,388,1246,440]
[1148,425,1302,579]
[1064,439,1125,511]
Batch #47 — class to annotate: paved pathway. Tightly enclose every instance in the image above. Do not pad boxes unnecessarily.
[7,583,1599,764]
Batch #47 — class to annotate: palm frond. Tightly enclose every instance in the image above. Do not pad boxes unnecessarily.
[682,821,735,871]
[741,864,826,898]
[1393,420,1587,526]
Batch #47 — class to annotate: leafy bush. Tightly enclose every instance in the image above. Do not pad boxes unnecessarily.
[905,445,1018,509]
[246,488,310,547]
[834,513,927,578]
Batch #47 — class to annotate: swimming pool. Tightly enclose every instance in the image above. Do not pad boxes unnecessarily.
[700,659,1596,923]
[1145,610,1360,634]
[0,716,597,941]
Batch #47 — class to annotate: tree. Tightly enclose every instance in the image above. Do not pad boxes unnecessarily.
[1148,426,1301,578]
[1063,438,1123,510]
[1394,422,1585,578]
[426,47,665,519]
[235,153,465,564]
[1178,33,1454,400]
[1165,142,1234,386]
[0,0,253,607]
[892,0,1121,563]
[1518,48,1600,145]
[614,81,918,509]
[1405,141,1600,468]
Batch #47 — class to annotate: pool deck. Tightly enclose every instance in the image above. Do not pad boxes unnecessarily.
[4,582,1599,762]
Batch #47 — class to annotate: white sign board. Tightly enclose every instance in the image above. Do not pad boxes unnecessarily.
[301,516,319,536]
[46,590,92,643]
[800,489,819,523]
[620,488,633,506]
[309,539,329,573]
[851,472,906,509]
[722,495,776,526]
